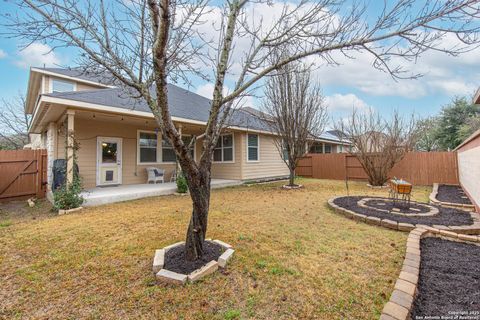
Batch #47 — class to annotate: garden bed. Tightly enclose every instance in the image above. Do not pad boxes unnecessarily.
[380,227,480,320]
[164,241,223,274]
[332,196,475,228]
[436,184,472,204]
[411,237,480,318]
[153,239,234,285]
[429,183,475,211]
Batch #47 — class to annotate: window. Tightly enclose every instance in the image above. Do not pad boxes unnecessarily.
[324,144,332,153]
[281,141,289,160]
[213,134,234,162]
[310,144,323,154]
[52,79,75,93]
[102,142,118,163]
[139,131,158,163]
[247,134,259,161]
[162,138,176,162]
[338,145,343,153]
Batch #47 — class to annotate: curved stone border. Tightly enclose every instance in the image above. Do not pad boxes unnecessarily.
[152,239,234,285]
[429,183,475,212]
[380,227,480,320]
[328,197,480,233]
[358,198,439,217]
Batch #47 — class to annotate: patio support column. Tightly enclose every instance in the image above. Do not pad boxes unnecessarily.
[322,143,325,154]
[66,110,75,187]
[46,122,58,191]
[177,124,182,174]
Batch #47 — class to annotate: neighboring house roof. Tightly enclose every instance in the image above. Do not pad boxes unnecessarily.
[473,87,480,105]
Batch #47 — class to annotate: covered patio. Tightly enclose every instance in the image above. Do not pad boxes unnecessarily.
[81,179,242,207]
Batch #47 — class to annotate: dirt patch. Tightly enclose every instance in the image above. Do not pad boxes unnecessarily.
[437,184,472,205]
[411,237,480,318]
[163,241,224,274]
[0,199,54,226]
[333,196,473,226]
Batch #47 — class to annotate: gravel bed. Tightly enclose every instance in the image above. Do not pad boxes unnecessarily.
[163,241,223,274]
[437,184,472,205]
[411,237,480,318]
[363,198,432,214]
[333,196,473,226]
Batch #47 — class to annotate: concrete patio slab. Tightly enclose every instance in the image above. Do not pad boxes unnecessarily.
[81,179,242,207]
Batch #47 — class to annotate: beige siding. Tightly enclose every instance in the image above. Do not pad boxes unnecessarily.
[197,132,243,180]
[77,82,103,91]
[57,118,176,188]
[54,115,289,186]
[241,133,289,180]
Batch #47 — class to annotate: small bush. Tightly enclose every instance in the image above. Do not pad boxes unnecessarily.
[224,309,241,320]
[176,173,188,193]
[53,180,84,210]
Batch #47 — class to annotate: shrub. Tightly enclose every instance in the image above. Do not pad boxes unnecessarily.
[53,180,84,210]
[176,173,188,193]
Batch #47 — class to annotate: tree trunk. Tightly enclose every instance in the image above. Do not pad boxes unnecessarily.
[184,168,211,261]
[289,166,295,186]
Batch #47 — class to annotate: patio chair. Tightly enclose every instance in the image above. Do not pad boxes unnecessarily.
[146,167,165,184]
[170,169,177,182]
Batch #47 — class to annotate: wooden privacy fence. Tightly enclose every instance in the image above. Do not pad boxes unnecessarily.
[0,149,47,201]
[296,152,459,186]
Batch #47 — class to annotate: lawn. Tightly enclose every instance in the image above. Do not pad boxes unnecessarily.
[0,179,431,319]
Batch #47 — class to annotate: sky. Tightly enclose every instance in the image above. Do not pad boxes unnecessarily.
[0,1,479,125]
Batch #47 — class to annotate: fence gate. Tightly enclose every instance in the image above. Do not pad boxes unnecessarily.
[0,149,47,201]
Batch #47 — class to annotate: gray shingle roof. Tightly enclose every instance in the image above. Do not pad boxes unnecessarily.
[43,84,271,132]
[40,68,347,143]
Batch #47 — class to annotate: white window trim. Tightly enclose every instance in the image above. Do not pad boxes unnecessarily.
[213,133,235,164]
[137,130,161,165]
[137,130,196,165]
[246,133,260,162]
[49,77,77,93]
[161,136,177,164]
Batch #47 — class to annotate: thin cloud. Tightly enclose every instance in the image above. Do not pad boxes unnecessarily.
[15,43,60,69]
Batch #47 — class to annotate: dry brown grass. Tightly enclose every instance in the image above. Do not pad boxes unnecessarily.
[0,179,431,320]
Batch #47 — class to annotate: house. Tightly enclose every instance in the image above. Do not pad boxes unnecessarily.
[25,67,350,201]
[454,92,480,212]
[308,130,351,154]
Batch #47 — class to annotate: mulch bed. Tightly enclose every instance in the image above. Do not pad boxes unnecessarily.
[411,238,480,318]
[437,184,472,205]
[163,241,224,274]
[333,196,473,226]
[363,199,431,215]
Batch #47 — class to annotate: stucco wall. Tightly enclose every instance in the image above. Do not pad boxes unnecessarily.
[457,130,480,211]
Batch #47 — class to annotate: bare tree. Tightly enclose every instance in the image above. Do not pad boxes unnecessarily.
[337,110,416,186]
[0,95,31,150]
[262,63,327,187]
[4,0,480,261]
